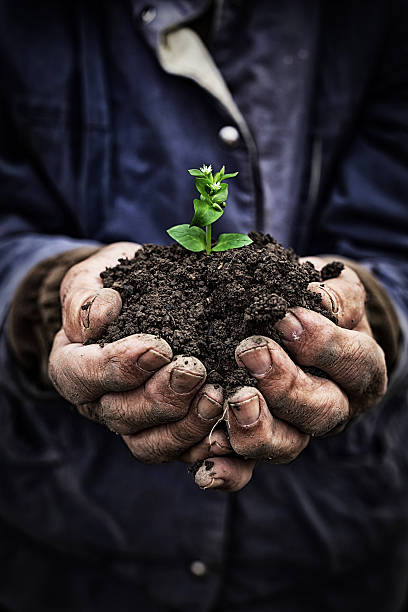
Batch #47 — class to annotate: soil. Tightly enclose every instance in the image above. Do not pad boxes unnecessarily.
[98,232,343,393]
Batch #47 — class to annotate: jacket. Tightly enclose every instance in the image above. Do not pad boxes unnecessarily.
[0,1,408,611]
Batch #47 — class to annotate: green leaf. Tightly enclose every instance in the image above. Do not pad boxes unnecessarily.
[212,233,253,252]
[188,169,205,177]
[214,166,225,182]
[190,199,223,228]
[195,178,209,197]
[222,172,239,179]
[212,183,228,203]
[167,224,206,251]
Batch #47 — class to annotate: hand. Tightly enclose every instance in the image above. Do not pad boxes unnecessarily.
[193,258,388,491]
[49,243,226,463]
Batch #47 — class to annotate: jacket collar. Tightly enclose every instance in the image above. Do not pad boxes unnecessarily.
[130,0,211,49]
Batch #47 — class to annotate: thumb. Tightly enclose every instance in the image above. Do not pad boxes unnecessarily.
[63,287,122,343]
[60,242,138,343]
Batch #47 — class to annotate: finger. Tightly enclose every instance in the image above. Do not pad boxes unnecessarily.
[235,336,349,436]
[79,355,207,434]
[61,242,139,343]
[48,329,172,404]
[179,429,232,463]
[122,383,223,462]
[226,387,310,461]
[275,308,387,410]
[63,287,123,344]
[194,457,257,492]
[308,266,366,330]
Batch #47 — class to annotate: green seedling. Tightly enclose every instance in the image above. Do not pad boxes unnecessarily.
[167,164,253,254]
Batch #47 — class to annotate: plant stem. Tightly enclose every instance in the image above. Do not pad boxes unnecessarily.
[205,225,212,254]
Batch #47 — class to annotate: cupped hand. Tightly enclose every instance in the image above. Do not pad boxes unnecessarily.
[49,243,226,463]
[194,258,388,491]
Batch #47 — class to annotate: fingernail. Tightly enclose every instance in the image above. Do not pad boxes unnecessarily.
[170,367,204,393]
[201,478,224,490]
[238,345,272,376]
[80,296,96,329]
[197,394,222,421]
[229,395,260,425]
[195,461,224,489]
[275,312,303,342]
[319,284,339,314]
[138,349,171,372]
[209,430,232,452]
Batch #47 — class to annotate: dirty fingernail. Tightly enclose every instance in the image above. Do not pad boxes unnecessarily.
[194,461,224,489]
[275,312,303,342]
[229,395,260,425]
[201,478,224,490]
[197,394,222,420]
[319,284,339,314]
[209,430,232,452]
[239,345,272,376]
[170,368,204,393]
[80,296,96,329]
[138,349,171,372]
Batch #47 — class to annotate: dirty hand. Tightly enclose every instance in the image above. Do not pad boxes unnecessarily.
[48,243,226,463]
[193,258,388,492]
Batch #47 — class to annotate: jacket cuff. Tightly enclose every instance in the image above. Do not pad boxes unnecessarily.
[318,256,401,372]
[8,246,101,387]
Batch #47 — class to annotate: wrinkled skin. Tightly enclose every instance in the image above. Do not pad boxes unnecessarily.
[49,244,387,492]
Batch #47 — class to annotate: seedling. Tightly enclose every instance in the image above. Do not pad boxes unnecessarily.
[167,164,252,254]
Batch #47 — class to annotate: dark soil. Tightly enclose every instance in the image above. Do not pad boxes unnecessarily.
[98,232,343,393]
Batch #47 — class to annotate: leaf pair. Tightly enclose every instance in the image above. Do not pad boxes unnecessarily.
[167,224,252,253]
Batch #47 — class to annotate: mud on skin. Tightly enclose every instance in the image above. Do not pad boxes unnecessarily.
[98,232,343,394]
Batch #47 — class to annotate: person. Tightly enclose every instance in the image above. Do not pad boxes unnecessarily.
[1,1,407,610]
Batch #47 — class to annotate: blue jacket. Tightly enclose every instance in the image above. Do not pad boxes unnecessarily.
[1,1,408,610]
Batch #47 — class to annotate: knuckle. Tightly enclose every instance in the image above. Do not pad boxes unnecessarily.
[50,360,92,404]
[68,365,98,403]
[340,335,387,398]
[267,431,308,464]
[231,429,274,459]
[293,321,337,366]
[126,435,168,464]
[265,364,299,402]
[311,326,340,368]
[305,398,348,437]
[357,350,387,410]
[326,340,363,384]
[99,393,136,432]
[101,351,132,384]
[77,401,101,422]
[162,424,192,456]
[227,464,254,492]
[270,370,348,437]
[166,420,205,450]
[47,359,60,392]
[151,390,190,421]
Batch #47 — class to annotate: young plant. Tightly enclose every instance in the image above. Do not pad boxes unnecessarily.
[167,164,253,254]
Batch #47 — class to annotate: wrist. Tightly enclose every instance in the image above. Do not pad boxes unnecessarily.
[8,246,101,386]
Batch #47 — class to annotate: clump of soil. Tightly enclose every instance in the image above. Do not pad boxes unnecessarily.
[99,232,343,392]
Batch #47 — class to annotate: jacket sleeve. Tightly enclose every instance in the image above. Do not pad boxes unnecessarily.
[0,97,100,394]
[315,2,408,391]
